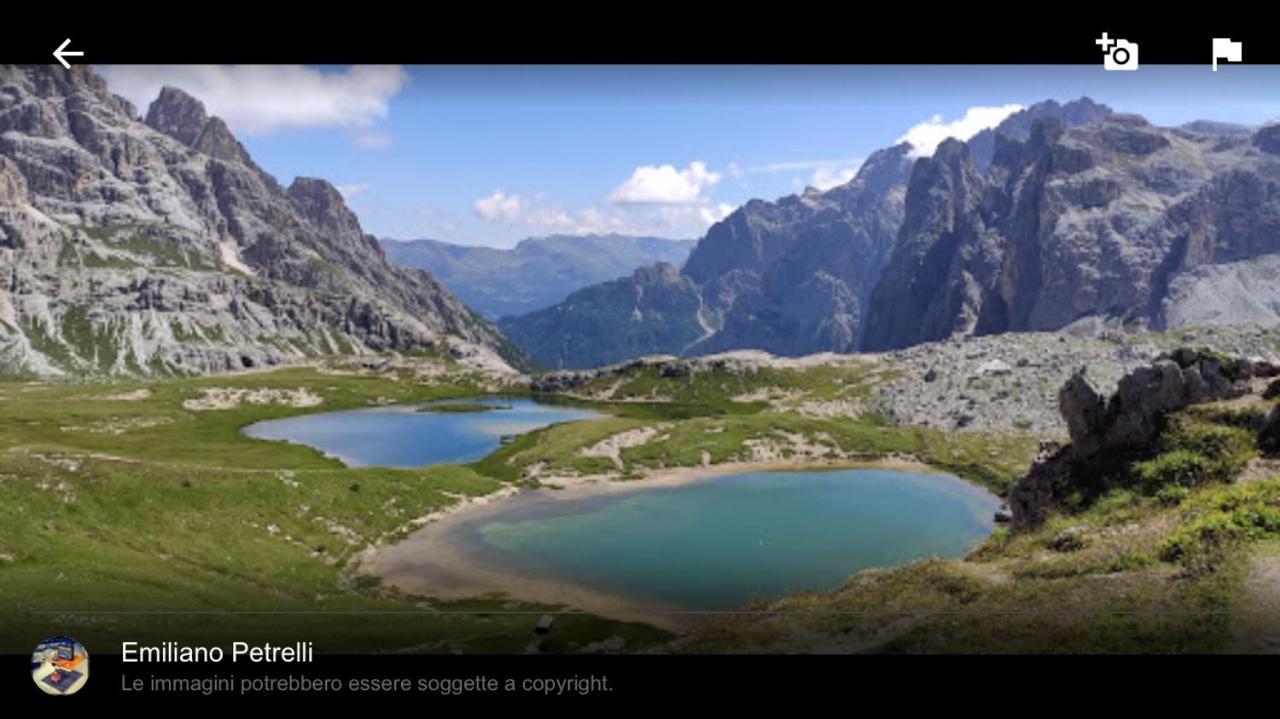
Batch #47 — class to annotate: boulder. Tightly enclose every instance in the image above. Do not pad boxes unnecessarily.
[975,359,1013,378]
[1059,369,1107,451]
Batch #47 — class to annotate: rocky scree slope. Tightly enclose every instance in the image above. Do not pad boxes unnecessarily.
[871,321,1280,435]
[0,65,523,377]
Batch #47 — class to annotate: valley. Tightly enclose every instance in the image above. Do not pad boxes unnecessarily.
[3,323,1278,653]
[5,61,1280,656]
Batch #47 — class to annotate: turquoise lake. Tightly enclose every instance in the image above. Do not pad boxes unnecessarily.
[463,468,1001,610]
[242,397,600,468]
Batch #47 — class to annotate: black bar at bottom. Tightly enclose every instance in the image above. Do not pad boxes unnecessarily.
[3,652,1269,707]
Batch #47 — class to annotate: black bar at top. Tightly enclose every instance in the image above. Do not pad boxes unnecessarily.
[2,15,1277,65]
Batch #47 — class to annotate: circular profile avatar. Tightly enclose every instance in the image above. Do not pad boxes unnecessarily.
[31,636,89,696]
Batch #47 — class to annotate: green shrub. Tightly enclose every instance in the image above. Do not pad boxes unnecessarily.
[1105,550,1153,573]
[1134,450,1219,492]
[1158,481,1280,571]
[1157,416,1254,459]
[1159,512,1252,570]
[1130,416,1255,494]
[1154,484,1189,507]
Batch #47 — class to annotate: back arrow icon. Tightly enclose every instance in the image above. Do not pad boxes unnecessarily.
[53,38,85,69]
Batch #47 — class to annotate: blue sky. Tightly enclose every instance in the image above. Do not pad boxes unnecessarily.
[97,65,1280,247]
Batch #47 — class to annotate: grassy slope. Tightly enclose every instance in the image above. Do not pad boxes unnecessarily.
[490,362,1037,494]
[6,353,1271,654]
[0,365,667,654]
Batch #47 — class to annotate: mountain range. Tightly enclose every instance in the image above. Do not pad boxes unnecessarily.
[381,234,695,319]
[500,98,1280,369]
[0,65,526,377]
[6,67,1280,379]
[862,112,1280,349]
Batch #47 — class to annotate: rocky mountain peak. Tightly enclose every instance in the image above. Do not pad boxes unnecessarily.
[867,96,1280,354]
[145,86,253,166]
[0,64,525,377]
[287,177,361,234]
[145,86,209,145]
[821,143,914,206]
[1253,123,1280,154]
[932,136,972,168]
[503,96,1280,369]
[967,97,1112,173]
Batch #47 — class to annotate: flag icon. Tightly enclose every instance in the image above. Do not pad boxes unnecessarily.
[1212,38,1243,71]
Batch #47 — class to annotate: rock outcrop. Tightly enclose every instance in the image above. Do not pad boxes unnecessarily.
[1009,348,1276,529]
[0,64,525,377]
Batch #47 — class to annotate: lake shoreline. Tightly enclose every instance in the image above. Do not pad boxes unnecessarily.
[361,456,1001,632]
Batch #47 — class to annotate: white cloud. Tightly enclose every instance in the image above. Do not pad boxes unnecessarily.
[473,191,526,223]
[608,161,721,205]
[696,203,736,227]
[96,64,410,135]
[336,183,370,200]
[749,158,859,174]
[728,156,864,192]
[473,191,615,234]
[809,165,860,191]
[897,104,1025,158]
[472,190,726,239]
[472,160,738,241]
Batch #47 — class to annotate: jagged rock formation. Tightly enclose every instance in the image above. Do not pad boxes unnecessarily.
[0,64,524,377]
[501,99,1114,368]
[966,97,1113,173]
[381,234,696,319]
[1009,348,1279,529]
[860,137,997,350]
[864,112,1280,350]
[692,143,915,356]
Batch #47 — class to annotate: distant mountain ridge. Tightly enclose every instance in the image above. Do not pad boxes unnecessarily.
[381,234,695,319]
[498,262,707,369]
[501,98,1124,369]
[0,64,525,377]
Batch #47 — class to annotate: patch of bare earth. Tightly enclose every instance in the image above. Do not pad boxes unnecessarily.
[1234,548,1280,653]
[1239,457,1280,484]
[94,388,152,401]
[579,427,661,469]
[743,431,842,463]
[182,387,323,411]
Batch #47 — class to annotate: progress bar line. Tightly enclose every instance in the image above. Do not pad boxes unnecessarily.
[30,609,1235,616]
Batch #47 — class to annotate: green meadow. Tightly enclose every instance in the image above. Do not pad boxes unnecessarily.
[2,355,1275,654]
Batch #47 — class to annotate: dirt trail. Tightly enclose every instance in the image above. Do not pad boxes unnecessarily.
[1233,546,1280,653]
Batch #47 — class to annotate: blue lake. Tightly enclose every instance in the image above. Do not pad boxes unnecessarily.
[242,397,600,468]
[463,468,1000,610]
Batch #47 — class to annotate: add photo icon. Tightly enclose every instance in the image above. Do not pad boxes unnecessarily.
[31,636,89,696]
